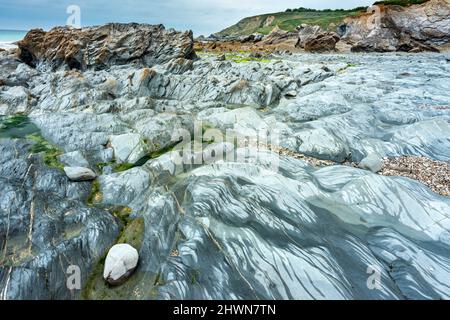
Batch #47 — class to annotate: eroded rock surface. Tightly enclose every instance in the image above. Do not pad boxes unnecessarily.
[17,23,196,70]
[341,0,450,52]
[0,139,119,299]
[0,23,449,300]
[296,24,340,52]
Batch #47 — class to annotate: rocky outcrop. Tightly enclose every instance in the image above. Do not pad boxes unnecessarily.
[0,50,38,88]
[296,24,340,52]
[303,33,340,52]
[340,0,450,52]
[2,20,450,301]
[110,133,148,164]
[0,138,119,299]
[194,29,299,54]
[17,23,196,70]
[260,28,298,47]
[296,24,322,48]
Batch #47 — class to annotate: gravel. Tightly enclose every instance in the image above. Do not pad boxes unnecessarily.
[380,156,450,197]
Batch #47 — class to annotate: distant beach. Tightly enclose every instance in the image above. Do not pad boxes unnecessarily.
[0,29,27,49]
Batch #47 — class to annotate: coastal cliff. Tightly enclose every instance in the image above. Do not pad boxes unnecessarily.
[341,0,450,52]
[202,0,449,53]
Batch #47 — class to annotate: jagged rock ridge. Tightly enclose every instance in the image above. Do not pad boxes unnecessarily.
[17,23,196,70]
[0,21,449,300]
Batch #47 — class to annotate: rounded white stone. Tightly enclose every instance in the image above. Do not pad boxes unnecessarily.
[103,243,139,285]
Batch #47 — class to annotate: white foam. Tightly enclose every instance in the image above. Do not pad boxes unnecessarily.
[0,42,17,50]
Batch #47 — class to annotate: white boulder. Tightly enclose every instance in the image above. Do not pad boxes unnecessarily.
[103,243,139,285]
[358,153,383,173]
[63,166,96,181]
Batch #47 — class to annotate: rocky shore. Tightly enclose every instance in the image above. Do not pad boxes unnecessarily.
[196,0,450,54]
[0,19,449,300]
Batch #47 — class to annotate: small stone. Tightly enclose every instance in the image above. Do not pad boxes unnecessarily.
[63,166,97,181]
[103,243,139,285]
[285,90,297,97]
[358,153,383,173]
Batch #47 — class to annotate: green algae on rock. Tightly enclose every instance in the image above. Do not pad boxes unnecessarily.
[81,217,148,300]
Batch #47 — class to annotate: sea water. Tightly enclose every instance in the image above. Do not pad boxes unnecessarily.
[0,29,27,49]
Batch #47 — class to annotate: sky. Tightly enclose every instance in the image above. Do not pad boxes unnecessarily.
[0,0,375,36]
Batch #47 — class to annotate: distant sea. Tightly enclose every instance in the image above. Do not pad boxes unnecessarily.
[0,29,27,49]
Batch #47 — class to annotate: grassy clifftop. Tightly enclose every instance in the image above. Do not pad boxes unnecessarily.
[216,9,363,36]
[216,0,430,36]
[373,0,429,5]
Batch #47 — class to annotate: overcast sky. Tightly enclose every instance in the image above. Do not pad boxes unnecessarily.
[0,0,375,35]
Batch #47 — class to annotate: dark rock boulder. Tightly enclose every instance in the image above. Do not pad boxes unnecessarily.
[342,0,449,52]
[304,33,341,52]
[296,24,340,52]
[239,34,255,43]
[296,24,323,48]
[262,28,298,46]
[17,23,196,71]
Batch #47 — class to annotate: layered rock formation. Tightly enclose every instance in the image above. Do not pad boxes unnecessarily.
[194,28,300,54]
[341,0,450,52]
[17,23,196,70]
[1,23,450,300]
[0,139,118,299]
[199,0,449,54]
[296,24,341,52]
[259,28,298,47]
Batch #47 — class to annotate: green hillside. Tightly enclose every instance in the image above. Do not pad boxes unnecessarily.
[216,9,363,36]
[216,0,430,36]
[373,0,428,5]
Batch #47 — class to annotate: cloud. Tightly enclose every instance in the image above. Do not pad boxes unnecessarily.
[0,0,375,35]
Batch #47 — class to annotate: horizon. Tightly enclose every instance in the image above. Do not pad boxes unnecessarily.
[0,0,375,36]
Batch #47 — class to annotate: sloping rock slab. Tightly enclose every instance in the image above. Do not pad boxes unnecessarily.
[18,23,196,70]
